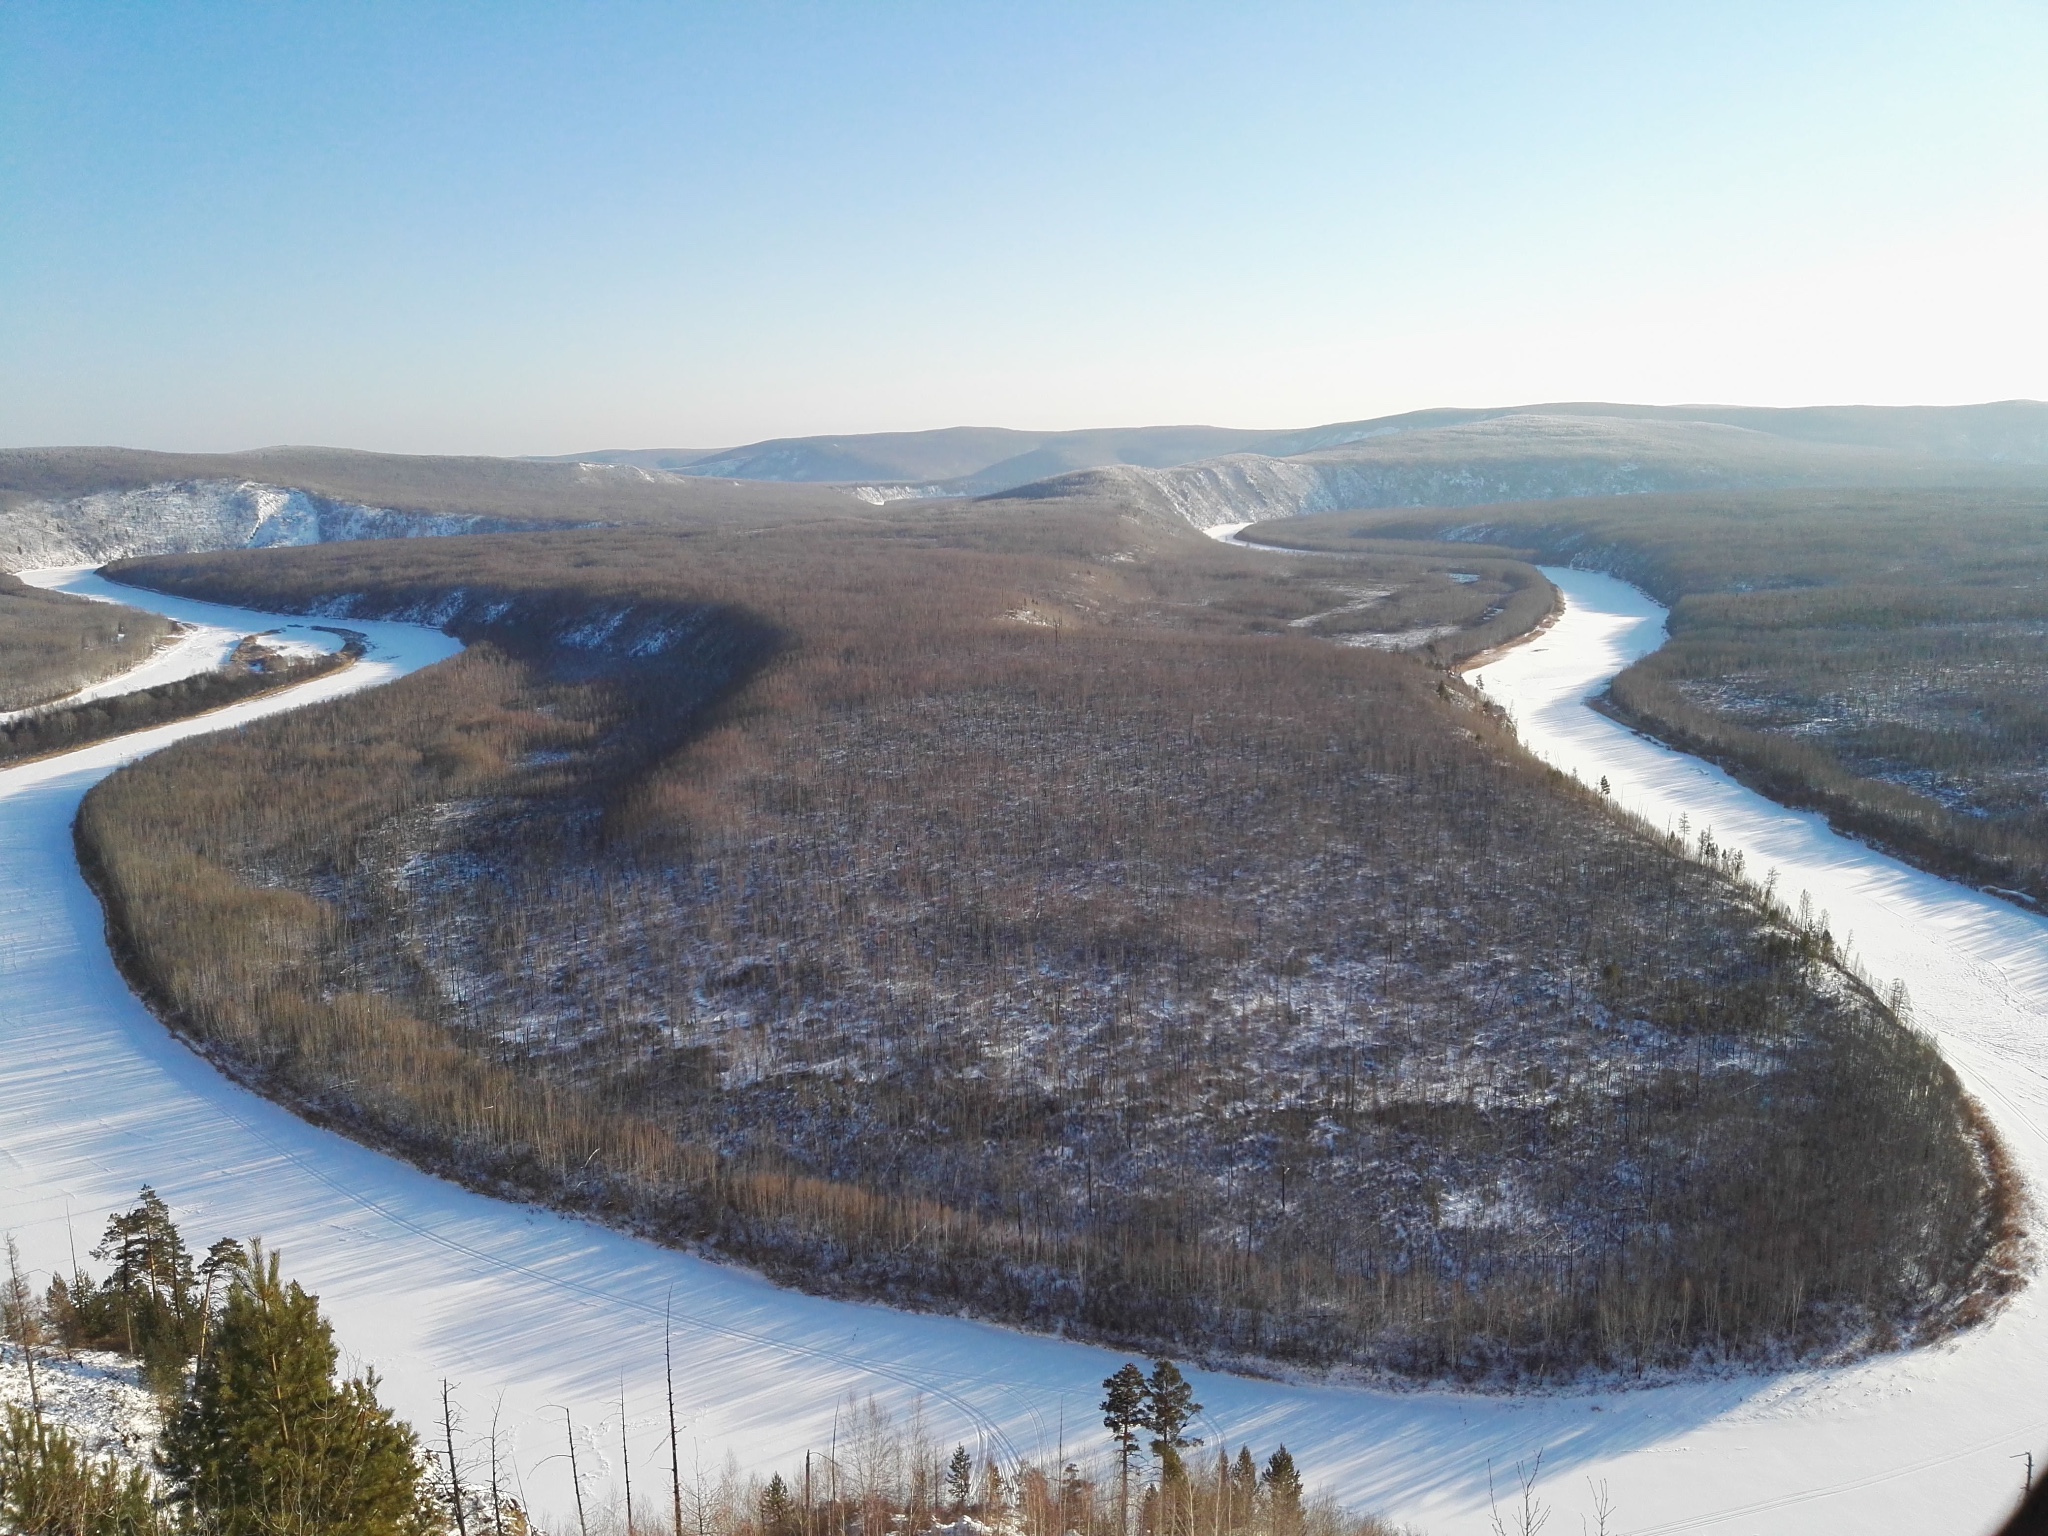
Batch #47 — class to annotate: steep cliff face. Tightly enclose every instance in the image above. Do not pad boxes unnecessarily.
[0,478,517,571]
[992,414,1967,531]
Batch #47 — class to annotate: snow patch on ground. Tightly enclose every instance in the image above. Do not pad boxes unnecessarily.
[1341,625,1459,651]
[558,606,631,648]
[0,1349,162,1476]
[848,484,954,505]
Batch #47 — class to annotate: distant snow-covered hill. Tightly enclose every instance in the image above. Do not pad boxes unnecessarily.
[0,478,506,570]
[989,412,2048,530]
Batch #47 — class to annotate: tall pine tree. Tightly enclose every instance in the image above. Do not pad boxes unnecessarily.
[92,1187,198,1391]
[158,1242,440,1536]
[1142,1362,1201,1536]
[1262,1448,1303,1536]
[946,1444,975,1515]
[1230,1448,1258,1534]
[1100,1364,1147,1536]
[1142,1360,1203,1465]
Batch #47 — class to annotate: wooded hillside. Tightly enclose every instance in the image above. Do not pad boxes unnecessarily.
[1260,489,2048,907]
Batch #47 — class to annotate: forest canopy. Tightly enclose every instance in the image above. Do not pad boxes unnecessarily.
[1256,487,2048,907]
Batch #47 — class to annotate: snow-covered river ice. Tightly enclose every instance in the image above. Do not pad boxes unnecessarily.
[2,564,2044,1534]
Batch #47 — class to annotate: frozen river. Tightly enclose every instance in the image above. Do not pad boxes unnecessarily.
[0,565,2042,1533]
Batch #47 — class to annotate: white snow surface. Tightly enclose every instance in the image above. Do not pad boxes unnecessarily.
[0,1349,161,1475]
[1,566,2044,1533]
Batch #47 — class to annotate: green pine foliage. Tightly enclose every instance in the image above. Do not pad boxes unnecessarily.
[759,1472,796,1535]
[1231,1448,1259,1529]
[946,1445,975,1515]
[157,1242,442,1536]
[93,1188,198,1397]
[0,1406,162,1536]
[42,1189,249,1400]
[1142,1362,1202,1462]
[1262,1449,1303,1536]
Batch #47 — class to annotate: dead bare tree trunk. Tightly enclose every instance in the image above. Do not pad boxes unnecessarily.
[668,1293,684,1536]
[441,1379,470,1536]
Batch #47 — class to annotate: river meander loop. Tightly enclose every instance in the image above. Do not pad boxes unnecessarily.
[0,565,2041,1533]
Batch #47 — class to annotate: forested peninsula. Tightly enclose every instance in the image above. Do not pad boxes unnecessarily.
[70,501,2012,1381]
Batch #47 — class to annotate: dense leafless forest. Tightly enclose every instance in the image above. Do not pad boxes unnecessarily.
[75,503,2010,1379]
[1256,488,2048,907]
[0,574,174,712]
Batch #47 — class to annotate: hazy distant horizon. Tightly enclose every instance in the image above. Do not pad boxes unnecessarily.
[5,3,2044,455]
[12,396,2048,466]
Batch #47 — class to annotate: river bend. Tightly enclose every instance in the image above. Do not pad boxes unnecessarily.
[0,566,2041,1534]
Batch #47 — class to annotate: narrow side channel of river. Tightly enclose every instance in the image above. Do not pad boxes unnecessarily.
[1,566,2040,1534]
[1462,568,2048,1536]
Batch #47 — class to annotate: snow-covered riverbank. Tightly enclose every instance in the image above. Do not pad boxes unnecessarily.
[1,567,2041,1534]
[0,567,342,727]
[1459,568,2048,1535]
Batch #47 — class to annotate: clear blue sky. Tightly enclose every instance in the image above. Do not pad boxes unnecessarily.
[3,2,2044,454]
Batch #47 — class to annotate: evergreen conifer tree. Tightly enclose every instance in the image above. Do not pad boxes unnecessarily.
[0,1405,160,1535]
[92,1187,198,1392]
[158,1242,440,1536]
[193,1238,248,1361]
[1261,1448,1302,1536]
[980,1459,1008,1522]
[1100,1364,1147,1535]
[946,1445,974,1516]
[1142,1360,1203,1465]
[1229,1448,1257,1533]
[760,1471,795,1535]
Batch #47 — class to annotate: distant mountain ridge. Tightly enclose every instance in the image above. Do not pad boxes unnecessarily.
[547,400,2048,498]
[0,446,860,571]
[538,425,1282,493]
[996,413,2048,530]
[14,402,2048,563]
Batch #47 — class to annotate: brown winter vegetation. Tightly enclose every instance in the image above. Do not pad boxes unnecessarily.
[74,500,2005,1380]
[477,1389,1391,1536]
[0,634,356,766]
[1254,488,2048,908]
[0,574,174,712]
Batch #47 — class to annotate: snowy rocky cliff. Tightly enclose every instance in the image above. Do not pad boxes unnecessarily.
[996,414,1945,532]
[0,479,515,572]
